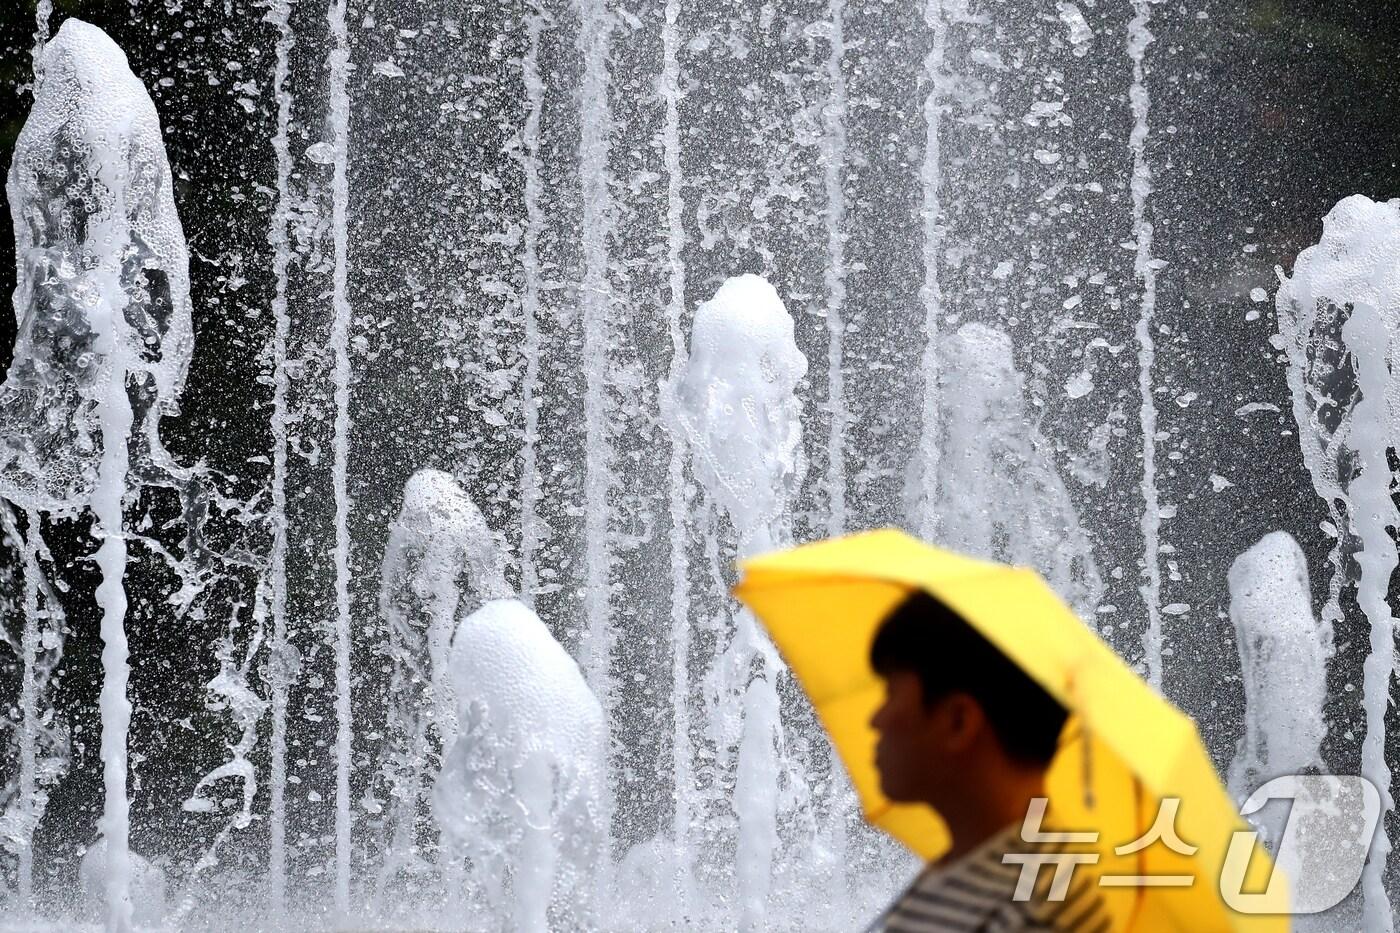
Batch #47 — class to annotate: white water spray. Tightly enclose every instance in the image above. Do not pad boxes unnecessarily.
[0,505,66,909]
[1342,303,1398,930]
[5,21,192,930]
[932,324,1103,616]
[12,509,41,907]
[177,593,268,915]
[434,599,607,932]
[1276,194,1400,931]
[1226,532,1328,800]
[678,274,808,928]
[78,839,166,930]
[31,2,51,76]
[6,3,53,908]
[1,26,192,515]
[379,469,510,876]
[1225,531,1333,919]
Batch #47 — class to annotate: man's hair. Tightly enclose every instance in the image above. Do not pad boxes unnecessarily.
[870,590,1067,766]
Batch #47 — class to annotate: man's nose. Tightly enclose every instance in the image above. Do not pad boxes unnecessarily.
[869,699,888,732]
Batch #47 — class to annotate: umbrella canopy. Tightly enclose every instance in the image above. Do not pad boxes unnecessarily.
[733,529,1287,932]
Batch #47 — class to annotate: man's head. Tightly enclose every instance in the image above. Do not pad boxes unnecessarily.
[869,591,1068,809]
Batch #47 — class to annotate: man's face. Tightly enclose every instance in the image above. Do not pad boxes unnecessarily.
[871,670,940,803]
[870,670,972,806]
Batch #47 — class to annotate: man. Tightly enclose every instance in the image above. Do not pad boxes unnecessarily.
[866,591,1110,932]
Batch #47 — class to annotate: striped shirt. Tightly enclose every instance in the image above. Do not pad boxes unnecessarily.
[868,823,1111,933]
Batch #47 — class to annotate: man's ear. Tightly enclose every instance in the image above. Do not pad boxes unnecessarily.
[939,692,986,753]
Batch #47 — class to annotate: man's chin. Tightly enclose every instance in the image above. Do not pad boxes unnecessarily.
[877,779,917,804]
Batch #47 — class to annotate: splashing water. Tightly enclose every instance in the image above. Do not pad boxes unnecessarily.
[1227,531,1328,799]
[4,8,1398,932]
[1276,194,1400,932]
[929,323,1103,618]
[3,19,192,932]
[677,275,842,928]
[1,21,192,514]
[377,468,510,881]
[678,275,807,557]
[433,598,607,933]
[0,505,68,911]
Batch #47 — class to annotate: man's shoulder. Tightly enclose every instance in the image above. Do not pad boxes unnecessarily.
[874,828,1110,933]
[985,870,1112,933]
[988,827,1112,933]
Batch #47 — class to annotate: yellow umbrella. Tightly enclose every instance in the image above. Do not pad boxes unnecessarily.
[733,529,1288,932]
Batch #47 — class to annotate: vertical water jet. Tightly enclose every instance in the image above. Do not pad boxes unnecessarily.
[916,0,946,542]
[324,0,356,912]
[576,0,616,713]
[659,0,695,904]
[378,468,510,879]
[265,0,295,910]
[5,20,193,929]
[92,213,136,933]
[1126,0,1163,686]
[821,1,849,537]
[10,5,51,908]
[1342,303,1398,930]
[1,506,45,907]
[1226,532,1327,798]
[518,6,546,608]
[678,275,809,929]
[1276,194,1400,931]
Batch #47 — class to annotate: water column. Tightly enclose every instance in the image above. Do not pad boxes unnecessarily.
[378,468,511,880]
[90,126,139,933]
[1342,303,1398,930]
[916,0,947,541]
[517,6,547,608]
[11,508,38,906]
[658,0,695,904]
[0,504,59,909]
[1276,195,1400,932]
[324,0,355,911]
[31,3,51,70]
[5,21,194,929]
[1226,532,1327,841]
[820,1,849,537]
[11,7,50,904]
[933,324,1103,615]
[576,0,617,718]
[1126,0,1164,687]
[265,0,295,910]
[678,275,808,929]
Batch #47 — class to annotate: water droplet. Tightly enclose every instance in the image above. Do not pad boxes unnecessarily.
[305,142,334,165]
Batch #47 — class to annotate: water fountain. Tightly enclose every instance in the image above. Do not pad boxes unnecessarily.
[1,3,1398,931]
